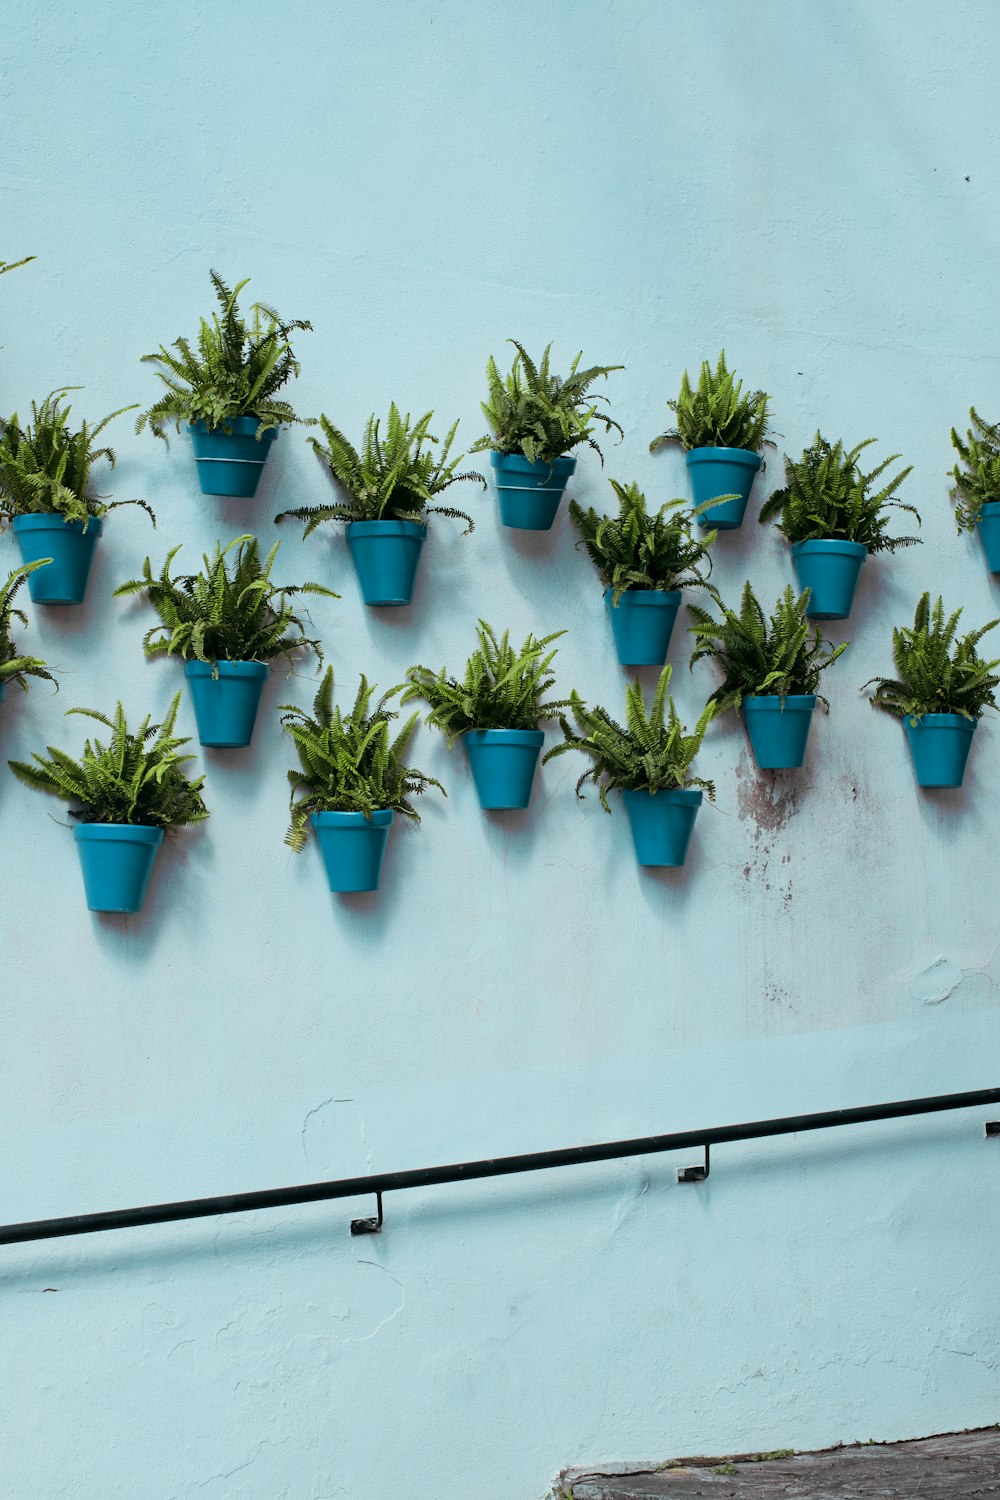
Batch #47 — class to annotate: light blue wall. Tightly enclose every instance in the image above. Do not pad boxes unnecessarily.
[3,3,1000,1496]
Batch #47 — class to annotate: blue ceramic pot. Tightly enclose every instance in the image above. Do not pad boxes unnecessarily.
[791,539,867,620]
[73,824,164,913]
[743,694,816,769]
[490,451,576,530]
[188,417,277,497]
[346,520,426,605]
[185,660,269,747]
[12,514,101,604]
[622,787,703,867]
[311,809,394,892]
[903,713,976,788]
[464,729,544,809]
[978,503,1000,573]
[685,447,762,530]
[604,588,682,666]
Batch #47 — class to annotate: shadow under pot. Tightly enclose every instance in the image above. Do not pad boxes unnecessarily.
[464,729,544,809]
[74,824,164,913]
[12,514,101,604]
[903,713,976,788]
[622,787,702,867]
[490,451,576,531]
[743,694,816,769]
[791,540,867,620]
[346,520,426,606]
[978,503,1000,573]
[311,809,394,892]
[686,447,761,530]
[188,417,277,497]
[605,588,681,666]
[185,660,269,747]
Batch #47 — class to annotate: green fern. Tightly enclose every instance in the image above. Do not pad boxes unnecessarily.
[650,352,770,454]
[864,593,1000,721]
[9,694,208,827]
[0,256,35,276]
[569,480,715,603]
[136,271,311,439]
[0,390,153,529]
[950,408,1000,532]
[281,667,444,850]
[688,582,847,709]
[543,664,716,811]
[0,561,56,691]
[114,534,336,669]
[759,433,920,551]
[276,404,485,535]
[469,340,623,466]
[401,623,569,745]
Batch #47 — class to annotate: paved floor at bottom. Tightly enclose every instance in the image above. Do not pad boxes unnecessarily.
[560,1428,1000,1499]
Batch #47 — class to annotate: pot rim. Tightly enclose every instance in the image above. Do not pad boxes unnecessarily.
[464,728,545,746]
[187,416,278,439]
[489,450,577,475]
[183,659,270,678]
[345,519,427,538]
[903,712,978,730]
[622,786,703,806]
[791,538,868,557]
[686,446,762,467]
[310,808,395,827]
[604,586,682,606]
[12,513,103,535]
[73,823,164,844]
[743,693,817,711]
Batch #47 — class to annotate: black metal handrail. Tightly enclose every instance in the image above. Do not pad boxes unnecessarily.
[2,1088,997,1247]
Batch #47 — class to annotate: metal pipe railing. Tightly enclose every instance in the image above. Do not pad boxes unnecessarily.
[1,1087,996,1247]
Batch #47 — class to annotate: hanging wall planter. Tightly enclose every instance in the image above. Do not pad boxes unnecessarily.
[402,622,566,812]
[74,824,164,913]
[311,809,394,892]
[188,418,277,497]
[742,694,817,770]
[13,515,102,604]
[346,519,427,606]
[685,447,762,530]
[902,714,976,788]
[977,503,1000,573]
[185,660,270,747]
[650,353,770,532]
[622,787,703,867]
[489,452,576,531]
[9,693,208,915]
[470,340,623,533]
[604,588,681,666]
[951,411,1000,575]
[866,593,999,790]
[761,434,919,621]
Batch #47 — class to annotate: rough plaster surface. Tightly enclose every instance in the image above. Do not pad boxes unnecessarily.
[1,3,999,1498]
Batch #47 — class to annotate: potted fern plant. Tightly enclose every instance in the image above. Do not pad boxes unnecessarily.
[569,480,715,666]
[0,390,153,604]
[650,352,770,531]
[544,665,716,867]
[281,668,443,892]
[759,434,920,619]
[9,695,208,912]
[401,622,568,809]
[688,583,847,769]
[0,561,56,703]
[277,405,485,606]
[470,341,623,531]
[136,271,311,498]
[951,409,1000,572]
[114,534,336,748]
[864,593,1000,787]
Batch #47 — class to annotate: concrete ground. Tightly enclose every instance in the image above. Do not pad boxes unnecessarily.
[556,1428,1000,1498]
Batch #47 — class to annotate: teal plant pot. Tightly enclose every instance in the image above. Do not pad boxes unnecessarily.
[464,729,544,809]
[743,694,816,769]
[0,680,5,704]
[791,539,867,620]
[188,417,277,497]
[604,588,681,666]
[311,809,394,892]
[978,502,1000,573]
[185,660,269,747]
[490,451,576,530]
[622,787,703,867]
[903,713,976,788]
[346,520,426,606]
[686,447,762,530]
[73,823,164,913]
[12,514,100,604]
